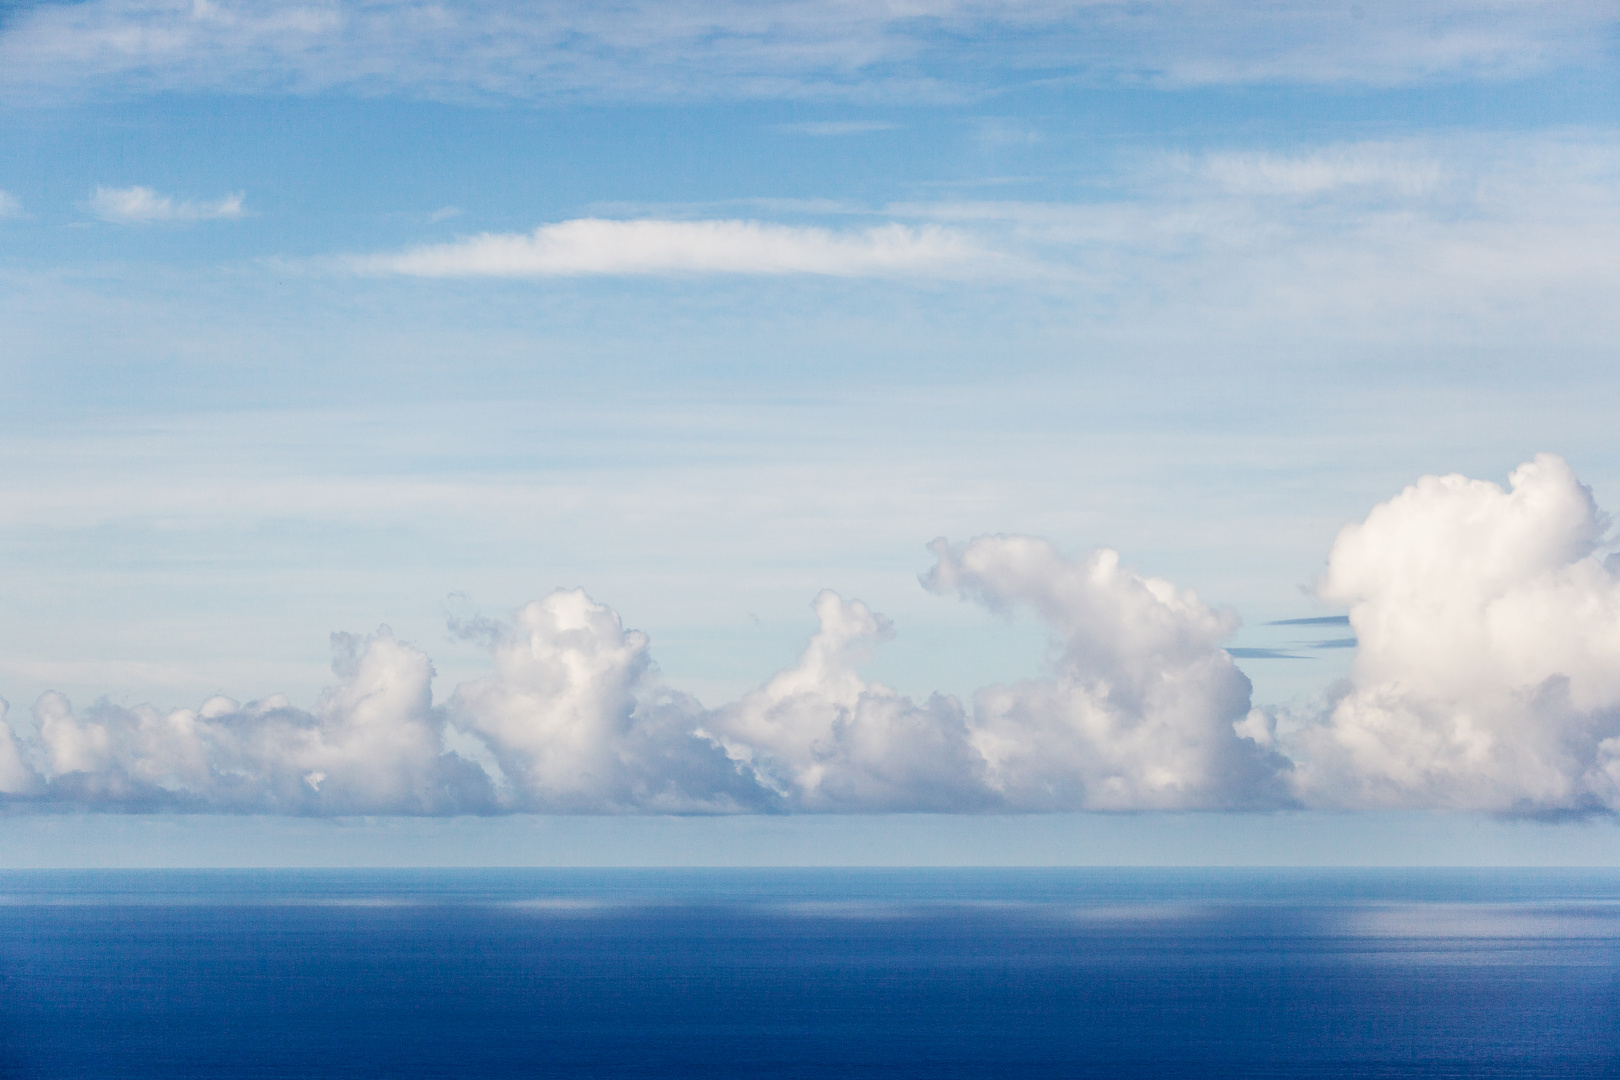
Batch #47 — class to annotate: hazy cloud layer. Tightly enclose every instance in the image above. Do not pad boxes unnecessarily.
[351,219,981,278]
[89,185,245,224]
[881,133,1620,346]
[4,455,1620,817]
[2,0,1609,104]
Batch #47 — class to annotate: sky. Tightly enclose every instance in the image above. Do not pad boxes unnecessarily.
[3,0,1620,863]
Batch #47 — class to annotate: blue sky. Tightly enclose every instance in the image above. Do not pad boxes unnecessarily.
[3,1,1620,860]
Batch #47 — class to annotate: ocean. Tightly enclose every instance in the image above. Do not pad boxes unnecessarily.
[0,868,1616,1078]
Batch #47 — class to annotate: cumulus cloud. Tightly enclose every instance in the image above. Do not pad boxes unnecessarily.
[923,536,1291,810]
[445,589,764,813]
[0,0,1607,105]
[7,454,1620,817]
[89,185,245,224]
[8,629,494,813]
[701,590,992,811]
[1286,454,1620,817]
[347,218,980,278]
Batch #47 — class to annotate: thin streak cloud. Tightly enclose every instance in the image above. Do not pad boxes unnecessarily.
[1189,146,1446,197]
[780,121,902,136]
[89,185,245,224]
[348,218,984,278]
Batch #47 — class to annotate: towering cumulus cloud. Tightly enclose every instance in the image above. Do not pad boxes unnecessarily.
[701,590,989,812]
[924,537,1289,810]
[5,454,1617,816]
[1290,454,1620,816]
[446,589,763,813]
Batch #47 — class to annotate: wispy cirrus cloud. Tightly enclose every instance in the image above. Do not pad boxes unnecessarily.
[0,190,21,217]
[0,0,1610,105]
[1187,145,1447,197]
[347,218,985,278]
[89,185,245,224]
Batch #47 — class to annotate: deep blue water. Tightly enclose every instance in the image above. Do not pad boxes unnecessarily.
[1,868,1617,1079]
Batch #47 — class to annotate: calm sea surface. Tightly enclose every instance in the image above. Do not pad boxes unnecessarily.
[1,868,1617,1079]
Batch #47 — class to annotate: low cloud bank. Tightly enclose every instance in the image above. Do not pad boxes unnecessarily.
[4,454,1619,817]
[0,537,1285,814]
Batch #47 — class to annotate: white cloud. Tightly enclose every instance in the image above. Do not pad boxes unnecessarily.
[781,121,901,136]
[1,0,1607,105]
[693,540,1294,813]
[15,628,494,813]
[0,594,774,814]
[0,191,21,217]
[350,218,981,278]
[89,185,245,224]
[701,590,992,811]
[446,589,764,813]
[1287,454,1620,816]
[1191,145,1446,197]
[923,536,1291,810]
